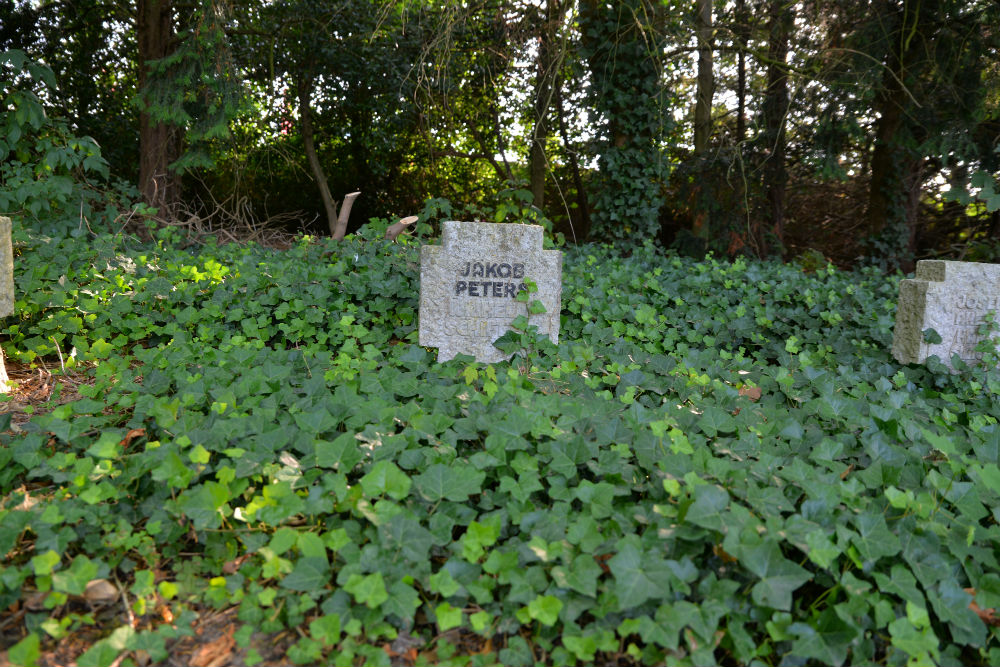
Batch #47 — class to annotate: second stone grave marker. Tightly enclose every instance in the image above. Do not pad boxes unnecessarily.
[419,221,561,362]
[892,259,1000,370]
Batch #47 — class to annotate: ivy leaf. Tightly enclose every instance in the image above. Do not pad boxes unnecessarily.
[384,580,421,621]
[851,513,900,564]
[314,432,363,470]
[435,602,463,630]
[413,463,486,502]
[607,539,670,610]
[309,614,341,646]
[873,565,926,607]
[888,617,939,662]
[551,553,603,597]
[76,638,120,667]
[684,484,729,531]
[525,594,563,626]
[698,406,737,437]
[927,581,986,647]
[922,328,943,344]
[344,572,388,608]
[175,482,230,530]
[788,606,860,667]
[381,513,435,563]
[8,633,40,667]
[280,557,330,592]
[740,540,811,611]
[52,555,100,596]
[360,460,411,500]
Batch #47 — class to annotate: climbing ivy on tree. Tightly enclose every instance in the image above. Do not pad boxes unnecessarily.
[579,0,671,244]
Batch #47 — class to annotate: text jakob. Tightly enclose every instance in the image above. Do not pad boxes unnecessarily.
[454,260,527,298]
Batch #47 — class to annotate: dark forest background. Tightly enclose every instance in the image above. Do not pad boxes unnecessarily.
[2,0,998,269]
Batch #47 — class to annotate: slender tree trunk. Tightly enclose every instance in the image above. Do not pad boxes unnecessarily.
[735,0,748,145]
[693,0,714,155]
[760,0,793,259]
[555,82,589,241]
[529,0,568,210]
[137,0,181,217]
[297,77,340,237]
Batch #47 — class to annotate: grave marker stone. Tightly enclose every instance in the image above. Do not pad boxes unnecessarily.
[419,221,561,362]
[0,216,12,392]
[892,259,1000,370]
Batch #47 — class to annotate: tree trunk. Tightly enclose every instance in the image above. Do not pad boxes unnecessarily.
[297,77,340,237]
[529,0,568,210]
[331,192,361,241]
[693,0,714,155]
[759,0,793,259]
[137,0,181,217]
[735,0,747,145]
[866,0,911,243]
[555,82,589,242]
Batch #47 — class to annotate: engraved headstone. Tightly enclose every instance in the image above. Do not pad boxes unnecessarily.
[419,221,561,362]
[0,217,11,318]
[892,259,1000,369]
[0,216,12,393]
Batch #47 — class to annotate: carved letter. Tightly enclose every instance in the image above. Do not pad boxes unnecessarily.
[498,263,511,278]
[459,262,470,277]
[455,281,467,295]
[472,262,485,277]
[512,263,524,278]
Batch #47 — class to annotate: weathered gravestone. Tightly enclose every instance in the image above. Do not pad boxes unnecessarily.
[419,221,561,362]
[0,216,13,392]
[892,259,1000,369]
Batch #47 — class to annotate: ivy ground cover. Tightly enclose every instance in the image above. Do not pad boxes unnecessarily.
[2,226,1000,666]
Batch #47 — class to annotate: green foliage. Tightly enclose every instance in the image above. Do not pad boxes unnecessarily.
[138,3,247,173]
[4,231,1000,664]
[579,0,672,244]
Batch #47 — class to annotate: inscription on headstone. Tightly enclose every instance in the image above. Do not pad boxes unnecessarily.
[419,221,561,362]
[892,259,1000,369]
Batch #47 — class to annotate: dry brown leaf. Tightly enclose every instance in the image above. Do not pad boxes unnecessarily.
[84,578,119,604]
[471,637,494,655]
[24,591,49,611]
[739,386,762,401]
[713,544,739,563]
[161,605,175,623]
[593,553,613,574]
[965,588,1000,626]
[222,554,250,575]
[190,624,236,667]
[119,428,147,449]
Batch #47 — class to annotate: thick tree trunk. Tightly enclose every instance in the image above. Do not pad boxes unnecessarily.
[866,0,911,242]
[693,0,714,155]
[137,0,181,217]
[297,78,340,237]
[760,0,793,259]
[529,0,568,210]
